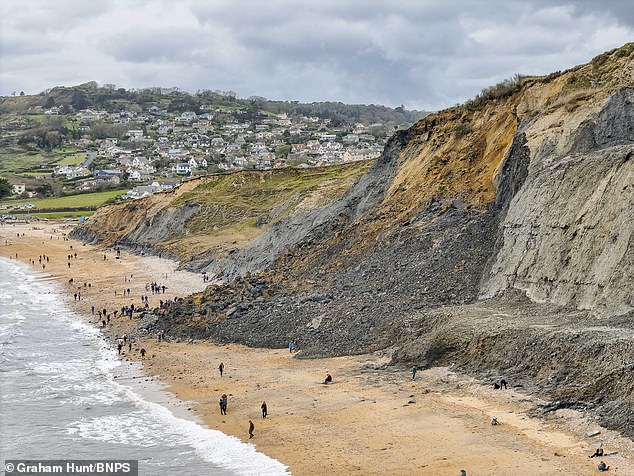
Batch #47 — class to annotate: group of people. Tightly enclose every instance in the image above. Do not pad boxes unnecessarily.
[216,362,269,440]
[146,282,167,294]
[589,445,610,472]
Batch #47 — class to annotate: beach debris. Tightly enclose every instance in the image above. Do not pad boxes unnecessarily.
[586,430,601,438]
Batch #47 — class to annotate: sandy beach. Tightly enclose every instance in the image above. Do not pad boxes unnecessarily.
[1,220,633,475]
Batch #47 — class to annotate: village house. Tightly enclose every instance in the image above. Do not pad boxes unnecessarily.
[128,170,152,182]
[122,184,162,200]
[93,169,121,185]
[173,163,192,175]
[151,180,179,191]
[126,130,144,140]
[54,165,92,179]
[175,111,198,122]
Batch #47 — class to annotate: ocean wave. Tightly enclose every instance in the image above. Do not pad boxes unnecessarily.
[116,384,288,475]
[0,258,287,475]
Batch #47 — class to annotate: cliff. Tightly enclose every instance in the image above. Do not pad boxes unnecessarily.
[72,43,634,436]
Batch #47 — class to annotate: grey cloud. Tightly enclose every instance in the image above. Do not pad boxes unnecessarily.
[102,29,205,64]
[1,0,633,109]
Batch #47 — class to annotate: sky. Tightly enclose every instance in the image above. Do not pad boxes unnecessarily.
[1,1,632,111]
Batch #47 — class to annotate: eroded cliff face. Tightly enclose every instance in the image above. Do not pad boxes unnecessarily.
[70,43,634,435]
[76,44,634,329]
[481,83,634,317]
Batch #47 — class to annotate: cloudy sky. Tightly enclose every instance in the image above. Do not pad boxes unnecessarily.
[1,1,632,110]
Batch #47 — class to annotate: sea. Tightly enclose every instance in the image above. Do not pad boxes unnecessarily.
[0,258,288,475]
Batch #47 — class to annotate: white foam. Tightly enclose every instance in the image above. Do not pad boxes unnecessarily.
[103,384,289,475]
[0,259,288,475]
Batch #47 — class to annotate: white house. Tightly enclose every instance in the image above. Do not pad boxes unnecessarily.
[173,163,192,175]
[128,170,151,182]
[126,130,144,139]
[123,185,162,200]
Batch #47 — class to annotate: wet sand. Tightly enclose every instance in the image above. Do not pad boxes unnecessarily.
[1,221,633,475]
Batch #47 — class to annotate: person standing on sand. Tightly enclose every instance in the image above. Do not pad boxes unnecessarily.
[219,362,224,377]
[249,420,254,439]
[289,341,293,353]
[411,366,417,380]
[220,394,228,415]
[261,401,268,418]
[140,348,146,359]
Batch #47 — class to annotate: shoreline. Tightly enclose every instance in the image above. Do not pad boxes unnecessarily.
[1,221,633,475]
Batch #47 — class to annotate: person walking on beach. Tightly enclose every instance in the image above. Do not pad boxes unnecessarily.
[117,343,123,355]
[289,341,293,353]
[219,362,224,377]
[411,366,417,380]
[140,348,146,359]
[220,394,228,415]
[248,420,254,439]
[261,401,268,418]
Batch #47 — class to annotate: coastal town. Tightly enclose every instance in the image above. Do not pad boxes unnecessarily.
[2,87,419,202]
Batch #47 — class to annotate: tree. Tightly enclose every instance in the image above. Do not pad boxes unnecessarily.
[45,131,61,148]
[36,183,53,197]
[0,178,12,198]
[275,144,292,158]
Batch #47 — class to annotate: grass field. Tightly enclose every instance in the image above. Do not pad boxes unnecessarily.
[18,172,52,177]
[53,152,87,166]
[53,147,83,155]
[0,153,47,172]
[0,189,126,211]
[29,211,94,219]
